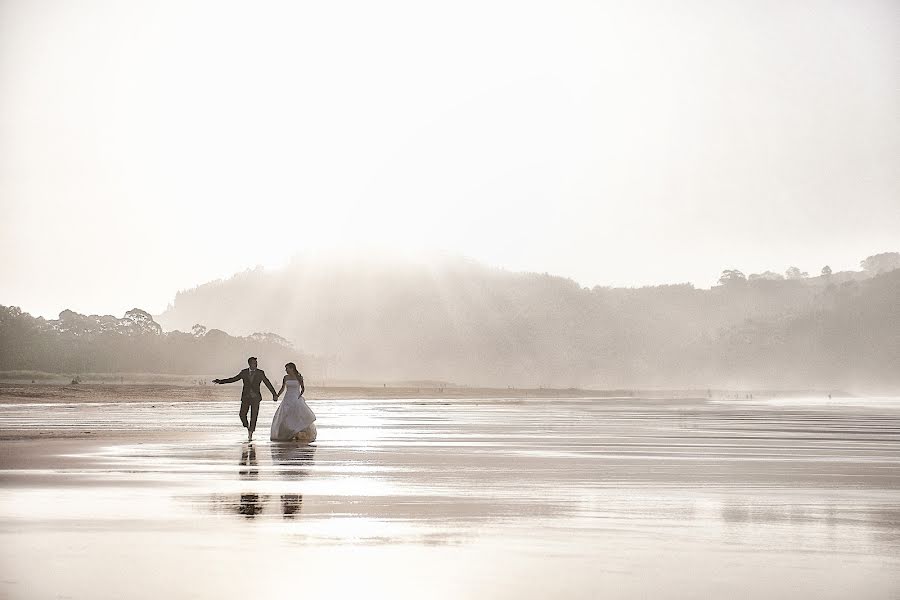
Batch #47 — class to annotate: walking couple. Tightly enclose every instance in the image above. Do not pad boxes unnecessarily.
[213,357,317,443]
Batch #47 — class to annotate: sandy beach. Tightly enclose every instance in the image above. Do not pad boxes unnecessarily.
[1,384,899,599]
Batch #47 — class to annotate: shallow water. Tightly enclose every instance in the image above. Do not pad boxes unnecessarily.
[1,396,899,599]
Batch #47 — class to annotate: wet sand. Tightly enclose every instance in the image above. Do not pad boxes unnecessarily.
[1,389,899,598]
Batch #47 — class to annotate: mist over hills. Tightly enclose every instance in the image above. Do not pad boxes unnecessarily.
[157,252,900,391]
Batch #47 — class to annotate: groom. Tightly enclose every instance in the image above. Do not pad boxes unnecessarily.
[213,357,277,441]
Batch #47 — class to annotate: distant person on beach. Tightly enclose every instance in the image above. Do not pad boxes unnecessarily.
[270,362,317,443]
[213,357,277,441]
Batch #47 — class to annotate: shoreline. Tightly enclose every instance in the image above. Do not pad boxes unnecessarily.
[0,381,853,403]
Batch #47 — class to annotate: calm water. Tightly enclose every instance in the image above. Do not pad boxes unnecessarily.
[1,395,899,599]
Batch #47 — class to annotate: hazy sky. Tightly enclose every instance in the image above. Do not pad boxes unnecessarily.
[1,0,898,319]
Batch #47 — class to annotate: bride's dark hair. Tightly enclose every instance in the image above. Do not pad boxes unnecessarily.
[285,362,304,393]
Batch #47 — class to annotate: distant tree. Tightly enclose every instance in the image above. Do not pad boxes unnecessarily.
[204,328,229,341]
[821,265,832,277]
[55,309,99,336]
[96,314,119,332]
[748,271,784,281]
[249,332,292,347]
[718,269,747,286]
[191,324,207,337]
[860,252,900,275]
[120,308,162,336]
[785,266,808,280]
[3,306,23,320]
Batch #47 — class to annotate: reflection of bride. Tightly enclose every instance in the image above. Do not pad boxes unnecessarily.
[281,493,302,517]
[270,444,317,519]
[271,362,317,443]
[270,443,317,476]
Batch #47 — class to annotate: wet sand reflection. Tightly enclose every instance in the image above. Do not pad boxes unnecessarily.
[214,442,317,519]
[2,396,900,599]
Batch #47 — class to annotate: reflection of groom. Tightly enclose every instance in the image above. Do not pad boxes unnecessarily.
[237,443,264,518]
[213,357,277,441]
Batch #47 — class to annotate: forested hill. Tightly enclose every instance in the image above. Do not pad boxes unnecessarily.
[156,252,900,391]
[0,307,318,378]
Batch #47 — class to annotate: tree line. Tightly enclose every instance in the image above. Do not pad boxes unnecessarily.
[718,252,900,285]
[0,306,318,378]
[3,251,898,390]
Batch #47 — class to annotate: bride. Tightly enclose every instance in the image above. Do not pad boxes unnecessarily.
[270,362,317,443]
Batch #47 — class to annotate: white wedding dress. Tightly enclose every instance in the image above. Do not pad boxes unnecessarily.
[270,379,317,442]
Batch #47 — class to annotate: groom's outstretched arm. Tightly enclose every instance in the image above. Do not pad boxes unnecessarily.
[214,372,242,384]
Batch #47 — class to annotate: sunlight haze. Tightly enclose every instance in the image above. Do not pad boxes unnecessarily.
[1,0,898,318]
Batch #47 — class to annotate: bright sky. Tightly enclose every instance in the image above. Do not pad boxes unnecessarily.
[1,0,898,319]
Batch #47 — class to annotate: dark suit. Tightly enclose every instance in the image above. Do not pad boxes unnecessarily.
[217,368,277,432]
